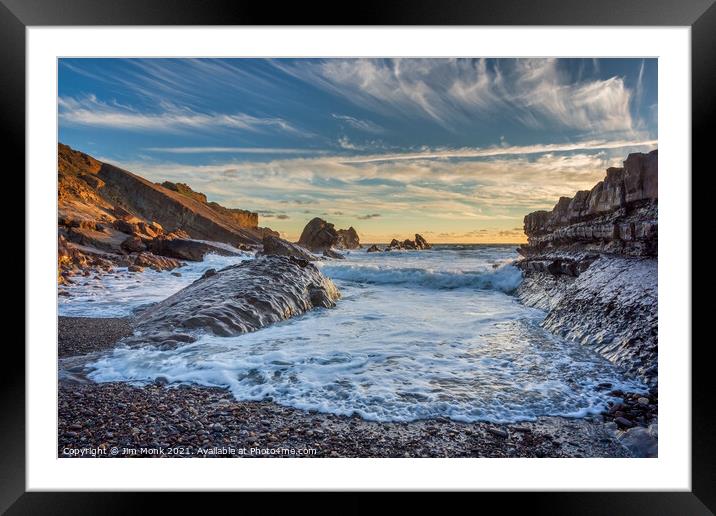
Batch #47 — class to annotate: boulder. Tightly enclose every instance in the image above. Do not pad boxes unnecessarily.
[112,219,138,235]
[147,237,241,262]
[122,255,341,348]
[133,252,184,272]
[366,244,381,253]
[65,226,127,254]
[298,217,339,251]
[260,235,317,261]
[166,229,191,240]
[120,235,146,253]
[336,227,361,249]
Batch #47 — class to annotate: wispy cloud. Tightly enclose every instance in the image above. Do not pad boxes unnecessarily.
[357,213,381,220]
[339,139,657,164]
[277,58,642,135]
[331,114,384,133]
[144,146,324,155]
[58,94,302,135]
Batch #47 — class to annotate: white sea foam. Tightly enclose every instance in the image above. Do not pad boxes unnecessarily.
[58,252,250,317]
[320,263,522,292]
[78,245,647,423]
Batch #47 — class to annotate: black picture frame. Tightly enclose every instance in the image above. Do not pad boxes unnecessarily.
[7,0,713,512]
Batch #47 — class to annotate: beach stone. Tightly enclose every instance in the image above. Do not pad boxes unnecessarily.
[121,235,146,253]
[614,417,633,428]
[487,428,508,438]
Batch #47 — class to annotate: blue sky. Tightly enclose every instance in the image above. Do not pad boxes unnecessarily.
[58,58,657,242]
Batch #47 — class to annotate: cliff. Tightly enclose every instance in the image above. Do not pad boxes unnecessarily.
[58,143,276,283]
[516,150,658,386]
[520,150,657,261]
[59,144,270,245]
[161,181,260,228]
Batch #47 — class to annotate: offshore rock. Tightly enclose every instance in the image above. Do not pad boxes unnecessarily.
[336,227,361,249]
[298,217,340,251]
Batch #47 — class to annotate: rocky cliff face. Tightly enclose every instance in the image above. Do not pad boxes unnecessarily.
[59,144,269,246]
[516,150,658,386]
[161,181,260,229]
[520,150,657,260]
[58,143,274,283]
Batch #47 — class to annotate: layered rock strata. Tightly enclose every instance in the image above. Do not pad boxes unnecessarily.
[516,150,658,385]
[58,143,272,283]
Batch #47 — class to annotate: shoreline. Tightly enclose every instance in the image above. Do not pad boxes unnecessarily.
[58,381,631,458]
[57,316,655,458]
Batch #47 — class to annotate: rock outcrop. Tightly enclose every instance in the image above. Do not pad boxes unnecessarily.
[384,234,432,251]
[260,235,317,261]
[520,150,657,259]
[298,218,362,251]
[336,227,361,249]
[516,150,658,386]
[59,144,268,246]
[122,256,341,348]
[298,218,340,251]
[58,143,272,283]
[146,238,241,262]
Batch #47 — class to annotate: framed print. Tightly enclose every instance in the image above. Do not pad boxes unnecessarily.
[7,0,714,511]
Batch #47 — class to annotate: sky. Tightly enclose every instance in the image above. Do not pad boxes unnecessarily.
[58,58,657,243]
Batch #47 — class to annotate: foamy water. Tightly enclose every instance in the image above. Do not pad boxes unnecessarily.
[63,244,647,423]
[58,252,251,317]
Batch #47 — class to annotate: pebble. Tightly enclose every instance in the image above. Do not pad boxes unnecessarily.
[637,397,650,405]
[614,417,633,428]
[487,428,509,438]
[57,382,640,458]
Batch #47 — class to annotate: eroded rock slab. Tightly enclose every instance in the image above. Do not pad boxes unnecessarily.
[517,256,657,385]
[123,256,340,348]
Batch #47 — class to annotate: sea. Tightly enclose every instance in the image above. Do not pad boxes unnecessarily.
[58,244,647,423]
